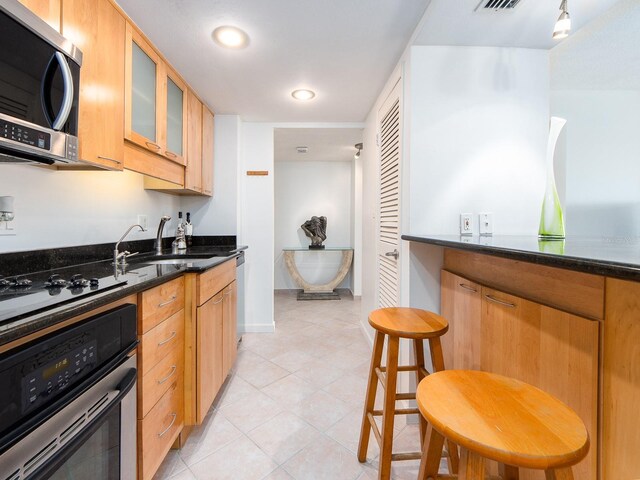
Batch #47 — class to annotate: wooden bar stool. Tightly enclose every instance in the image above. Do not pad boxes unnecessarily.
[416,370,590,480]
[358,307,458,480]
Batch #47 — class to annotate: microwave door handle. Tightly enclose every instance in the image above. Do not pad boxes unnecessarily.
[51,52,74,131]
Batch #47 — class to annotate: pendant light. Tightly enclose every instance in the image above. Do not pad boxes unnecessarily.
[553,0,571,40]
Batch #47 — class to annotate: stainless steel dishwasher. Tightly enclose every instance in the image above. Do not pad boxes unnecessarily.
[236,251,245,341]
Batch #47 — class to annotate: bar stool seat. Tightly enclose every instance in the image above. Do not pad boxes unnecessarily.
[358,307,456,480]
[368,308,450,339]
[417,370,590,479]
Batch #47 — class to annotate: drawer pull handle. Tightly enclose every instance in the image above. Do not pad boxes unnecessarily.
[223,291,232,296]
[158,331,177,346]
[484,294,516,308]
[165,150,177,158]
[158,295,177,308]
[145,141,161,150]
[459,283,477,293]
[158,413,177,438]
[97,155,122,165]
[212,297,224,305]
[158,365,177,385]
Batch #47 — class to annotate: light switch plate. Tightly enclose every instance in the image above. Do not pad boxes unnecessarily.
[479,212,493,236]
[460,213,473,235]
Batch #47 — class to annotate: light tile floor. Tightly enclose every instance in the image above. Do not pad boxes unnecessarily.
[154,290,425,480]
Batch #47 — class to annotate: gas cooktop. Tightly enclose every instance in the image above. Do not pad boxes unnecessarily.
[0,265,127,324]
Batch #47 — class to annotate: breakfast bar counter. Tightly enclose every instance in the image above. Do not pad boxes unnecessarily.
[403,234,640,480]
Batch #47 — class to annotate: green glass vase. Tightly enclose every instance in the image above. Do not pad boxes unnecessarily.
[538,117,566,239]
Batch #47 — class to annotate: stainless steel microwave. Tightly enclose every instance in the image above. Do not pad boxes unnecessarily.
[0,0,83,166]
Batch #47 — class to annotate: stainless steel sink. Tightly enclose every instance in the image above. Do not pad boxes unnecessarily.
[144,258,207,265]
[130,253,225,266]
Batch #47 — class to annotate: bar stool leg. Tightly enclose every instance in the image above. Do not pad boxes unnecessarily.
[459,448,486,480]
[499,464,520,479]
[358,330,385,462]
[418,424,445,480]
[413,339,428,448]
[429,336,459,474]
[378,335,399,480]
[545,469,574,480]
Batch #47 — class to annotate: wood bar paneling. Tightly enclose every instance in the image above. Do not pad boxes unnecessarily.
[443,249,605,320]
[603,278,640,479]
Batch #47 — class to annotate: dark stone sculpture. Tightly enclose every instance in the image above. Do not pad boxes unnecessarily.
[301,216,327,249]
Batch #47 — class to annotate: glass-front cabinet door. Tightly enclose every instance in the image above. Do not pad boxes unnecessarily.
[164,69,187,165]
[125,23,162,155]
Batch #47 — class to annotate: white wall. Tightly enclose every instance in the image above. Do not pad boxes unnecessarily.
[408,46,549,236]
[238,122,275,333]
[274,160,353,290]
[551,91,640,236]
[181,115,240,236]
[0,166,180,252]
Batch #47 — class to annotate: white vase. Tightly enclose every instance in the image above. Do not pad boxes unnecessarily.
[538,117,566,239]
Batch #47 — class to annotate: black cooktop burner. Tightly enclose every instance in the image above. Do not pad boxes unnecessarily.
[0,266,127,324]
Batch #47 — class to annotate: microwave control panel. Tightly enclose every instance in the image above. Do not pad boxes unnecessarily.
[0,119,51,151]
[21,338,97,414]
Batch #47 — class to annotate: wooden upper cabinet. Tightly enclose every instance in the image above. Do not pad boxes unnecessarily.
[125,23,187,167]
[201,106,214,196]
[185,90,203,192]
[19,0,60,31]
[61,0,125,170]
[480,286,599,480]
[125,23,163,155]
[164,67,187,165]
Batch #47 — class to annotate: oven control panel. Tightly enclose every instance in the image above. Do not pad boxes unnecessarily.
[21,338,97,414]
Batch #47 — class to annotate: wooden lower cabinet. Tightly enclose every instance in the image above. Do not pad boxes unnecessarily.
[440,271,481,371]
[223,281,238,376]
[195,279,238,424]
[441,270,599,480]
[480,286,598,480]
[196,291,224,423]
[138,377,184,480]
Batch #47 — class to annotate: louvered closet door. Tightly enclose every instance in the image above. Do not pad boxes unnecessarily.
[377,82,401,308]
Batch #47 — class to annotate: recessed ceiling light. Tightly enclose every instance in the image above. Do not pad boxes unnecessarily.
[291,89,316,101]
[212,26,249,49]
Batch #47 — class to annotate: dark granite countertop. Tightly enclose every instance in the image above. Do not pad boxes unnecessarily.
[401,234,640,281]
[0,237,246,348]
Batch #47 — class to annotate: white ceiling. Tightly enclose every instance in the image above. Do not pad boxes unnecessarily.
[413,0,622,50]
[274,128,363,163]
[115,0,431,123]
[551,0,640,90]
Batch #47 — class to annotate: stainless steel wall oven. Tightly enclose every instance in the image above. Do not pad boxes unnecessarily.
[0,304,137,480]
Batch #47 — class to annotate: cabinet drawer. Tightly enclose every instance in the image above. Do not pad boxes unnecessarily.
[197,260,235,306]
[139,342,183,418]
[139,309,184,376]
[140,276,184,333]
[138,377,183,480]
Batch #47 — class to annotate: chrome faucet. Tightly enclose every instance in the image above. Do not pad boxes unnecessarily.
[114,224,145,267]
[154,215,171,255]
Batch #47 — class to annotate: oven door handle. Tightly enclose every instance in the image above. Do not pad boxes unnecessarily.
[26,368,137,480]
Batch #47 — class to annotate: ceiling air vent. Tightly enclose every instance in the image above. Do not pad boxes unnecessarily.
[476,0,522,11]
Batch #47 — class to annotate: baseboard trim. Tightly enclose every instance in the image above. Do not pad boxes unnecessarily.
[240,322,276,333]
[359,319,374,347]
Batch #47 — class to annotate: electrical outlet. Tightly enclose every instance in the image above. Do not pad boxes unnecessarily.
[479,212,493,236]
[460,213,473,235]
[137,214,148,231]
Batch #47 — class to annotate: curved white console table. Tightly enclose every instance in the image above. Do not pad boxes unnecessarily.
[283,247,354,300]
